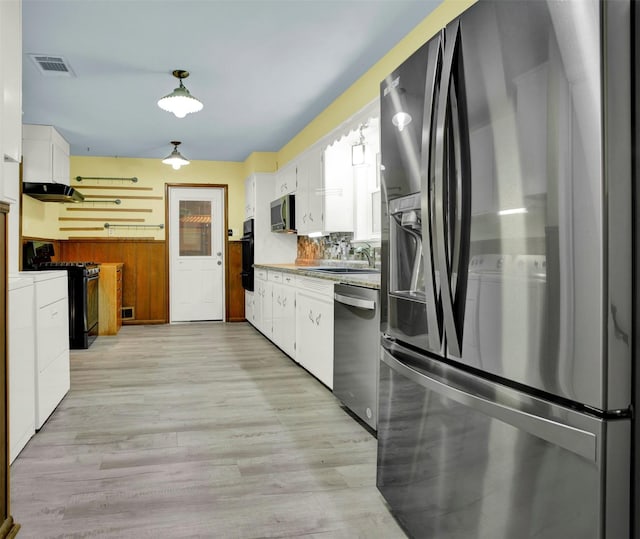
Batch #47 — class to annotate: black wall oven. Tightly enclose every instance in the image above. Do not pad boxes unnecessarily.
[241,218,254,291]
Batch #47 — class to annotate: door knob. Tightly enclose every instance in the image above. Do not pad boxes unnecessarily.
[216,251,222,256]
[217,261,222,266]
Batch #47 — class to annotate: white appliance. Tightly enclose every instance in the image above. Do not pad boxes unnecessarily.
[19,270,71,429]
[8,276,35,462]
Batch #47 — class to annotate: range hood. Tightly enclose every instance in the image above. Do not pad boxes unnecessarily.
[23,182,84,203]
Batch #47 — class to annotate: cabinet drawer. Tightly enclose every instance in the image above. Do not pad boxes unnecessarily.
[36,275,67,307]
[282,273,295,286]
[255,268,268,280]
[36,297,69,373]
[268,271,283,283]
[296,275,334,297]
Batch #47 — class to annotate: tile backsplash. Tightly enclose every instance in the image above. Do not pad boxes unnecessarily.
[296,233,380,268]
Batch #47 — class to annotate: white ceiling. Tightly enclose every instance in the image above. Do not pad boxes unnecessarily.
[21,0,440,162]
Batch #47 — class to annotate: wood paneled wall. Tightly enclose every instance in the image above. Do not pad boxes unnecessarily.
[59,239,167,324]
[227,241,245,322]
[23,237,245,324]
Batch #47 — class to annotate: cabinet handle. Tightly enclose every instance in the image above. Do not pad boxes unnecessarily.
[277,296,282,305]
[315,313,321,325]
[52,310,58,317]
[309,213,314,222]
[308,310,314,322]
[282,297,287,307]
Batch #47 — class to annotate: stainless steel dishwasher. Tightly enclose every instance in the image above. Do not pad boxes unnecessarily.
[333,283,380,430]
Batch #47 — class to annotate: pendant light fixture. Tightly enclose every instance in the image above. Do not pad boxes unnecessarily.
[162,141,190,170]
[157,70,204,118]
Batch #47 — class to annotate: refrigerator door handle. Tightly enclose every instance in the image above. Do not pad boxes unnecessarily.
[434,21,470,358]
[381,350,599,463]
[420,31,445,352]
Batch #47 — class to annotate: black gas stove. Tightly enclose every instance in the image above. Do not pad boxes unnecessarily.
[37,261,100,349]
[23,242,101,349]
[38,261,101,277]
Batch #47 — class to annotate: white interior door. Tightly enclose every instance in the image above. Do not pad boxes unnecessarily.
[169,187,225,322]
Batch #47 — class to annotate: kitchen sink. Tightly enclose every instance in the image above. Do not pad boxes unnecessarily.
[306,267,380,274]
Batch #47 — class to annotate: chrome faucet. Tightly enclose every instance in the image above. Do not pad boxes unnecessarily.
[355,244,373,267]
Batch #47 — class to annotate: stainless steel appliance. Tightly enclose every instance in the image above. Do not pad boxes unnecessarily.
[241,218,254,291]
[377,1,633,538]
[333,284,380,430]
[270,194,295,233]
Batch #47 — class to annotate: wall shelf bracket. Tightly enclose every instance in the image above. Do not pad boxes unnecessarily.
[76,176,138,183]
[104,223,164,229]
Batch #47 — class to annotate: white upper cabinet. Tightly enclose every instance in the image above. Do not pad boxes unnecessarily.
[244,174,255,219]
[22,124,71,185]
[2,0,22,165]
[274,162,296,197]
[293,99,381,239]
[295,145,323,235]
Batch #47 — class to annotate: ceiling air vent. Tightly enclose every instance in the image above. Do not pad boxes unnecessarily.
[29,54,75,77]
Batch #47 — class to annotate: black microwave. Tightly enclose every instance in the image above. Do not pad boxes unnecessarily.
[270,194,296,233]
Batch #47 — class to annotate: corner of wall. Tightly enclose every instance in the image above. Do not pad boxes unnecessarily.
[243,152,278,178]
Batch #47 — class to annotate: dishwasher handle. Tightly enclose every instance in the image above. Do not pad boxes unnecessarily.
[334,292,376,311]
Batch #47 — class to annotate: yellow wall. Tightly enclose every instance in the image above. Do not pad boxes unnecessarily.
[23,156,246,241]
[276,0,475,166]
[22,0,475,242]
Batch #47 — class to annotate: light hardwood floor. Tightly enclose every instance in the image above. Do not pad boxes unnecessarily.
[10,322,406,538]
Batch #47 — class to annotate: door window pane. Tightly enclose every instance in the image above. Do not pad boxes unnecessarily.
[179,200,212,256]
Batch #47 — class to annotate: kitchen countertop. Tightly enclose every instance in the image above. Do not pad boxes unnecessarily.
[254,263,381,289]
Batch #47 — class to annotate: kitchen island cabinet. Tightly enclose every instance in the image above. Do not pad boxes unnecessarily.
[98,262,123,335]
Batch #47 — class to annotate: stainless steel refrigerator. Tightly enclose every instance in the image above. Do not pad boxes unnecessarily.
[376,1,634,537]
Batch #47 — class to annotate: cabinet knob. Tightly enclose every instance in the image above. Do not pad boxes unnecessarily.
[217,261,222,266]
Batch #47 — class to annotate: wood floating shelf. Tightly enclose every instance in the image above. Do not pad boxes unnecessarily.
[59,217,146,222]
[74,186,153,191]
[65,208,152,212]
[76,176,138,183]
[75,194,162,200]
[60,227,105,231]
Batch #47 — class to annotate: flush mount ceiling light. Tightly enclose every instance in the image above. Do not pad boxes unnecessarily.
[157,70,203,118]
[162,141,190,170]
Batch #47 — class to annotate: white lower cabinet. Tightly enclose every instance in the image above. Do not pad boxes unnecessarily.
[247,270,335,389]
[29,271,70,429]
[8,277,35,463]
[254,269,272,337]
[271,272,296,359]
[244,290,255,325]
[295,276,334,389]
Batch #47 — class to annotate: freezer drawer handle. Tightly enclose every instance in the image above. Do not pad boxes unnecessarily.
[382,352,598,463]
[334,293,376,311]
